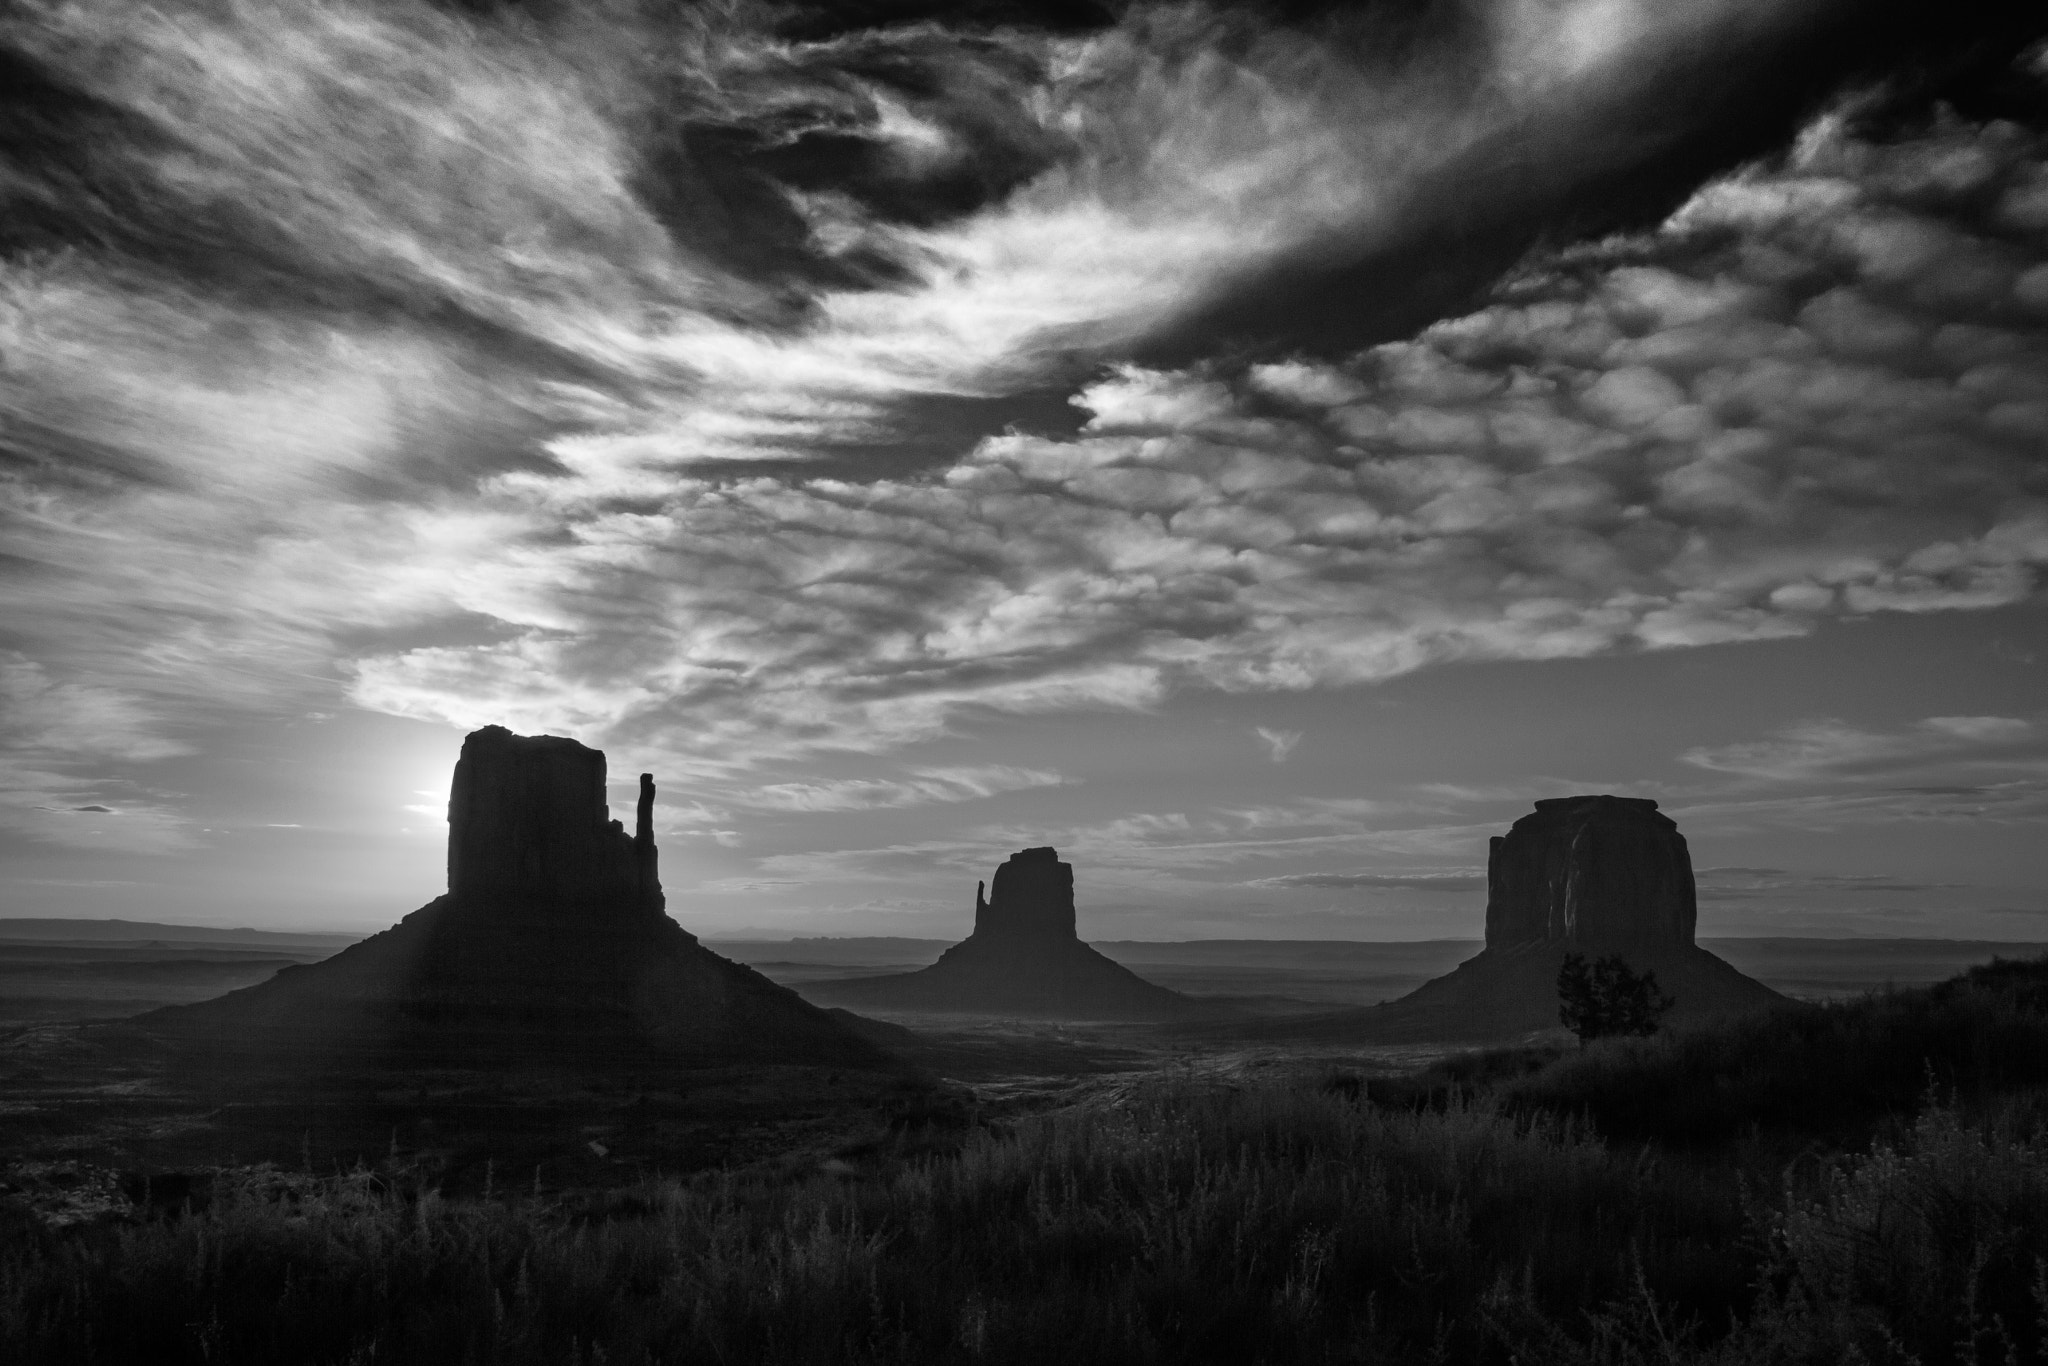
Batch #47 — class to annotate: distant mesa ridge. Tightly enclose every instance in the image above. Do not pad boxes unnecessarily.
[1242,795,1784,1044]
[142,725,892,1068]
[806,846,1198,1020]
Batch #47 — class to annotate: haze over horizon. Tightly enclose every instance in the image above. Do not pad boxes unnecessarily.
[3,0,2045,941]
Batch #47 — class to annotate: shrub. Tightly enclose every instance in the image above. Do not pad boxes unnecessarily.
[1727,1098,2048,1364]
[0,1082,1749,1366]
[1485,1095,2048,1365]
[1558,953,1675,1044]
[1510,954,2048,1146]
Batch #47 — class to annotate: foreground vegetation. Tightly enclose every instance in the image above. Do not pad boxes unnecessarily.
[6,956,2048,1365]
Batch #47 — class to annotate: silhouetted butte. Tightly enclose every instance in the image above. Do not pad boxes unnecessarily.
[1246,796,1784,1043]
[807,847,1197,1020]
[142,726,893,1070]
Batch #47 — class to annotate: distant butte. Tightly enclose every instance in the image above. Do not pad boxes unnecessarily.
[142,726,895,1070]
[1244,796,1785,1044]
[806,847,1198,1020]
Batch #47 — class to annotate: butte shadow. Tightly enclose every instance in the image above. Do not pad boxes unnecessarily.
[1227,796,1787,1046]
[803,847,1209,1021]
[140,726,897,1072]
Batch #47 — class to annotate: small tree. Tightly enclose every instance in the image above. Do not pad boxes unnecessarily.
[1557,952,1675,1044]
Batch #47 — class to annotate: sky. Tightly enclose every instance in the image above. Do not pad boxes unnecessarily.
[3,0,2046,941]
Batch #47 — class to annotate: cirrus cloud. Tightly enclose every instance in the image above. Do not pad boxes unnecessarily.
[743,764,1071,813]
[1683,715,2045,783]
[1246,870,1487,891]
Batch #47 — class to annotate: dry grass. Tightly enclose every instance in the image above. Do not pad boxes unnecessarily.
[6,956,2048,1365]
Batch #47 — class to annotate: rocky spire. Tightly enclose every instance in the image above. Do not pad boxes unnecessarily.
[1483,795,1697,947]
[635,772,659,898]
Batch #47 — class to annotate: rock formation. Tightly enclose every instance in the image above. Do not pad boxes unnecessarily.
[143,726,894,1070]
[806,847,1197,1020]
[443,729,663,921]
[1484,796,1696,947]
[1246,796,1783,1044]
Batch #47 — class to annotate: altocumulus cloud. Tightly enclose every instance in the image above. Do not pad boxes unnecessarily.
[2,0,2046,804]
[356,93,2048,768]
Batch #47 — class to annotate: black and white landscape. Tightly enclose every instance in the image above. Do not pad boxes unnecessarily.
[3,1,2047,1362]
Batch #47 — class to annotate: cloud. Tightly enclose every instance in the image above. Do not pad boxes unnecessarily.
[1679,784,2048,834]
[349,89,2048,769]
[1,0,773,369]
[750,839,989,885]
[1693,866,1964,900]
[1253,726,1303,763]
[0,779,194,854]
[742,764,1069,813]
[0,655,196,851]
[0,656,191,764]
[694,877,807,894]
[3,2,2046,798]
[1682,716,2045,783]
[1247,870,1486,891]
[738,799,1493,896]
[1667,710,2048,834]
[6,0,1812,501]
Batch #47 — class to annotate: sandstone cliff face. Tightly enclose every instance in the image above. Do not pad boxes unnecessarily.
[1483,795,1697,948]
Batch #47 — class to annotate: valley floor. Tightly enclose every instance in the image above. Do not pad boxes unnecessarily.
[4,1071,1758,1364]
[8,927,2040,1028]
[3,952,2048,1363]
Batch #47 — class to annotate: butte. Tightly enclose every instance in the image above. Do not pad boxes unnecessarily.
[806,847,1197,1020]
[141,726,894,1072]
[1255,795,1785,1044]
